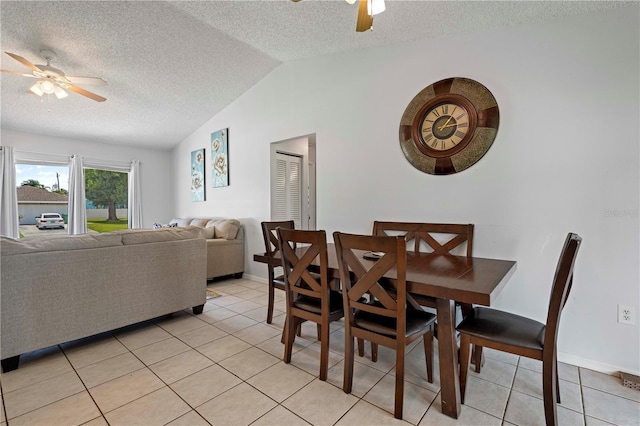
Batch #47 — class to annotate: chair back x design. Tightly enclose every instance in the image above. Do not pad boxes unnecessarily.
[372,221,474,257]
[261,220,295,324]
[334,231,435,419]
[277,227,343,381]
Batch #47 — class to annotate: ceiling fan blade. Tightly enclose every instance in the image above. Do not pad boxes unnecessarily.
[0,69,36,77]
[356,0,373,32]
[65,76,107,86]
[66,84,106,102]
[5,52,43,72]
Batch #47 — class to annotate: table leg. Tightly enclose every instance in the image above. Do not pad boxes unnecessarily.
[436,298,461,419]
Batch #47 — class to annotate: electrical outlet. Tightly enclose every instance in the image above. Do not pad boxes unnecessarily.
[618,305,636,325]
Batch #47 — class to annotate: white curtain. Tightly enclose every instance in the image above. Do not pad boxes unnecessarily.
[0,146,20,238]
[128,160,142,228]
[68,154,87,234]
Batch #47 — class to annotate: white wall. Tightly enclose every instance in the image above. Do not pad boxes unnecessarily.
[1,128,174,228]
[173,6,639,373]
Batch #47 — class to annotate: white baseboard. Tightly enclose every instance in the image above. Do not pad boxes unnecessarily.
[243,274,267,284]
[558,351,640,376]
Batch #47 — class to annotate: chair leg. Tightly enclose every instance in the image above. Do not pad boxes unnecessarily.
[283,316,298,363]
[280,312,300,344]
[394,345,405,419]
[473,345,484,373]
[542,355,559,426]
[357,338,365,357]
[423,329,434,383]
[555,356,561,404]
[319,321,330,381]
[267,283,275,324]
[371,342,378,362]
[343,333,355,394]
[458,334,472,404]
[317,323,322,341]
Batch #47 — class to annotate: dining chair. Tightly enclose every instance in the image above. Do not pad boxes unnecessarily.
[371,221,484,369]
[457,233,582,426]
[372,221,474,257]
[371,221,474,309]
[334,231,436,419]
[277,227,344,381]
[261,220,295,324]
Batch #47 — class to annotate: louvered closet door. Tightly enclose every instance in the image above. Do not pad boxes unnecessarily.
[273,152,302,229]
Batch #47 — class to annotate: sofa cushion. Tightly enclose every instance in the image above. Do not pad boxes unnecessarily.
[190,218,210,228]
[199,227,216,239]
[170,218,193,227]
[214,219,240,239]
[0,233,123,255]
[120,227,201,245]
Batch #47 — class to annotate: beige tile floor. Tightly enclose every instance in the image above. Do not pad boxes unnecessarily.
[1,277,639,426]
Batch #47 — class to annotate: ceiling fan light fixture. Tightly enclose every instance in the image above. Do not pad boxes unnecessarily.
[29,82,44,96]
[368,0,385,15]
[40,80,55,94]
[345,0,357,4]
[53,85,68,99]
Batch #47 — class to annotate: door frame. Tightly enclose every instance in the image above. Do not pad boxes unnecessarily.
[269,134,316,230]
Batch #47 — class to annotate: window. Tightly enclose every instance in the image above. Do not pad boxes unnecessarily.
[15,162,70,238]
[84,168,129,232]
[9,151,140,237]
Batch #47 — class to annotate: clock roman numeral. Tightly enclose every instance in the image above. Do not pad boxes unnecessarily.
[455,130,465,138]
[442,105,449,114]
[431,110,440,118]
[457,122,468,128]
[455,112,465,120]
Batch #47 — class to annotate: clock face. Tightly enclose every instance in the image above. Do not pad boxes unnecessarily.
[398,77,500,175]
[420,103,470,152]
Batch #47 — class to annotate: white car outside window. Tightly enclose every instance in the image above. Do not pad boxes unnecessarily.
[36,213,65,229]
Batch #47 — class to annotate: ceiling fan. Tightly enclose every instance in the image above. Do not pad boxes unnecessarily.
[291,0,385,32]
[0,50,107,102]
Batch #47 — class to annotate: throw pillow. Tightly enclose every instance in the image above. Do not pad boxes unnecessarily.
[214,219,240,239]
[190,218,210,228]
[199,227,215,239]
[170,218,192,227]
[153,223,178,229]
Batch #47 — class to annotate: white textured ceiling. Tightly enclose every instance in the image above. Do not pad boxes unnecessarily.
[0,1,628,150]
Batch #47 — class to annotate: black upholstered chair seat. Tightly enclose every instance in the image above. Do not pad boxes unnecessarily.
[293,290,343,315]
[457,307,545,351]
[273,274,286,290]
[354,308,436,338]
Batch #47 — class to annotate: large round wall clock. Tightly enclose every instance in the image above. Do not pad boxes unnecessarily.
[399,77,500,175]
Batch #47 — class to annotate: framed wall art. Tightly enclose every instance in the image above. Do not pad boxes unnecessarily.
[191,148,205,201]
[211,128,229,188]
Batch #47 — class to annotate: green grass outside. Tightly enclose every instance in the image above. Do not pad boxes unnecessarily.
[87,218,129,233]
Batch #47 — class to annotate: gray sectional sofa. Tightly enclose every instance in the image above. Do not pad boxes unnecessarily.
[169,218,245,280]
[0,227,207,372]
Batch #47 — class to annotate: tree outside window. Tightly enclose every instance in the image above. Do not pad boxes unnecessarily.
[84,169,128,222]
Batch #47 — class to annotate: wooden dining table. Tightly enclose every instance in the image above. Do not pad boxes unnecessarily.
[253,245,517,419]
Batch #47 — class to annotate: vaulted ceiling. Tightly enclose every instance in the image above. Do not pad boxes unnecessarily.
[0,1,627,150]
